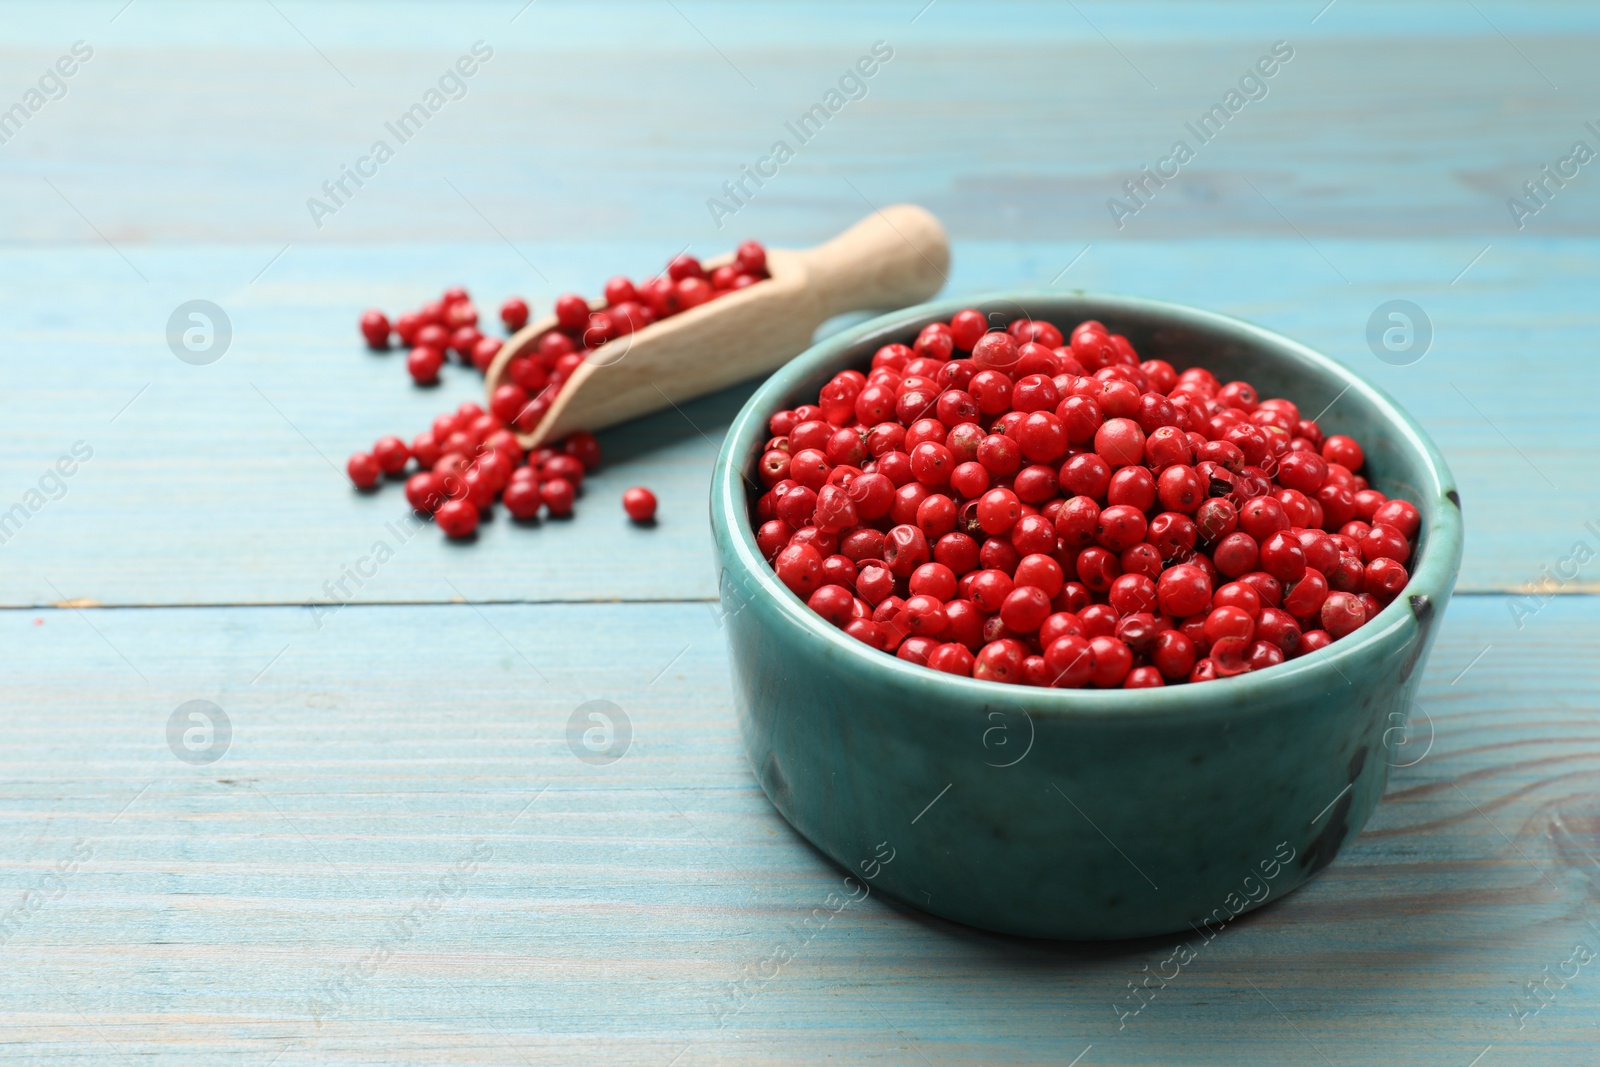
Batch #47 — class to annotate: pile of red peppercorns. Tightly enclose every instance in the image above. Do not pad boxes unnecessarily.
[752,310,1420,687]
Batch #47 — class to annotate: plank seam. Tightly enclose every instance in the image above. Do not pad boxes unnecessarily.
[0,590,1582,611]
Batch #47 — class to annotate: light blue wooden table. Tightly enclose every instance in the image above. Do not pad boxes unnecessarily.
[3,2,1598,1064]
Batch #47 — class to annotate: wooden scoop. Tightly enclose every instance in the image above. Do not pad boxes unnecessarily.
[483,204,949,447]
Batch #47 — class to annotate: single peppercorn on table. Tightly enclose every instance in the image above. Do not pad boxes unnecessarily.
[4,5,1599,1066]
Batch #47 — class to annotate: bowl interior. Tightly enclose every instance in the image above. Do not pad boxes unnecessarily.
[712,291,1463,719]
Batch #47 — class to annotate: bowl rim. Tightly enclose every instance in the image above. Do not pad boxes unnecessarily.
[711,290,1463,721]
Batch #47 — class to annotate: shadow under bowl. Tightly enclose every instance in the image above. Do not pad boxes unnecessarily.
[710,292,1463,940]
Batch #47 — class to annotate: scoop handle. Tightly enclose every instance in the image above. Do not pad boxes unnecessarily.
[796,203,950,319]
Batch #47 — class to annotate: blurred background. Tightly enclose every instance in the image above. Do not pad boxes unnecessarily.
[2,3,1597,1066]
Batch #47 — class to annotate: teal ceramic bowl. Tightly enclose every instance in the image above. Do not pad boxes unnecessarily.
[710,292,1463,940]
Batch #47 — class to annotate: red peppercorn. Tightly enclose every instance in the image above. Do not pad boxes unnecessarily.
[1204,605,1255,648]
[461,466,497,510]
[1212,532,1260,578]
[974,488,1020,535]
[934,532,980,576]
[1108,573,1158,616]
[914,493,955,539]
[752,522,790,562]
[394,311,424,346]
[1255,607,1301,654]
[488,383,529,425]
[1122,666,1164,688]
[622,487,657,523]
[471,336,503,373]
[1321,591,1366,638]
[498,297,529,332]
[973,639,1027,683]
[542,476,576,517]
[1258,530,1308,583]
[449,326,482,361]
[1158,564,1211,618]
[901,594,948,637]
[1365,557,1409,601]
[1152,630,1197,680]
[541,453,586,487]
[1075,547,1121,594]
[1238,496,1289,541]
[1322,434,1365,470]
[676,277,713,309]
[1054,496,1100,547]
[1298,629,1333,656]
[1014,554,1064,598]
[500,475,541,520]
[971,333,1019,374]
[883,524,930,578]
[1121,541,1164,580]
[734,241,767,275]
[1361,522,1411,564]
[1095,504,1148,552]
[360,309,391,349]
[407,346,445,385]
[1282,569,1329,619]
[553,294,590,332]
[948,309,986,351]
[1093,418,1145,468]
[999,586,1051,633]
[774,542,824,595]
[1245,641,1285,671]
[371,435,410,475]
[909,441,955,488]
[845,618,889,650]
[404,471,444,513]
[820,554,858,588]
[1059,453,1111,499]
[435,498,478,538]
[808,585,856,627]
[415,322,448,351]
[666,253,705,281]
[1010,514,1056,556]
[1038,634,1089,687]
[927,642,975,676]
[1086,636,1133,687]
[346,451,381,489]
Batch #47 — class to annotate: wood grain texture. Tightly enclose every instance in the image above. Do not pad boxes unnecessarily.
[1,595,1597,1066]
[3,1,1599,1063]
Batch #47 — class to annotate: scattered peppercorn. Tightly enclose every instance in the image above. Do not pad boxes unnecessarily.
[623,487,658,523]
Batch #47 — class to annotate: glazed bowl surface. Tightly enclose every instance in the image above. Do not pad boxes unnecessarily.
[710,292,1463,940]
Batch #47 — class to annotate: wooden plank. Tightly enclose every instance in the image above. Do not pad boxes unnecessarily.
[0,593,1596,1064]
[0,236,1593,605]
